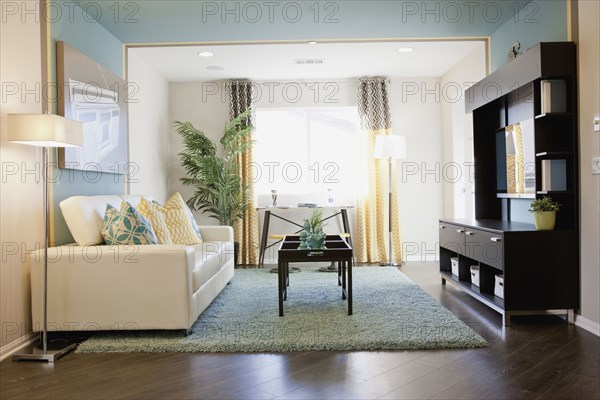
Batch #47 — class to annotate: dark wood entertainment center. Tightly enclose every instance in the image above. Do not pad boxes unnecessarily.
[439,42,580,326]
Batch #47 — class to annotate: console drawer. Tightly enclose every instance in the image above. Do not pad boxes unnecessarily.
[465,228,503,271]
[439,223,466,255]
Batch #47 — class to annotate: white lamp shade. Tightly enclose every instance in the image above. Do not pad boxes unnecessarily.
[374,135,406,159]
[7,114,83,147]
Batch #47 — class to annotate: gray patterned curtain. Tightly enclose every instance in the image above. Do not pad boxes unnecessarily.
[358,77,392,130]
[355,77,403,264]
[227,80,259,265]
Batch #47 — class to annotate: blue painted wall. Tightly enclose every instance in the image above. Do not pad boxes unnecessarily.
[48,0,569,242]
[50,1,125,244]
[76,0,531,43]
[490,0,568,72]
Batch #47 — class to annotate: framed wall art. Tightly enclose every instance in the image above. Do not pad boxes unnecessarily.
[57,41,129,173]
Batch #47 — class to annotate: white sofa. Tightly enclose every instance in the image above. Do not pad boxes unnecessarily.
[30,195,234,333]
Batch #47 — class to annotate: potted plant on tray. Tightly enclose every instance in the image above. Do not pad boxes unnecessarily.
[529,196,561,230]
[174,109,253,264]
[298,209,327,250]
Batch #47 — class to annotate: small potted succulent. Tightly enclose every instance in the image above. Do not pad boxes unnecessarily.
[529,196,561,230]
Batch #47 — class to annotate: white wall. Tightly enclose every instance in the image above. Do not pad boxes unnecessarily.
[128,50,170,202]
[168,78,444,263]
[0,3,43,351]
[577,0,600,330]
[389,78,443,262]
[441,45,487,220]
[169,81,231,226]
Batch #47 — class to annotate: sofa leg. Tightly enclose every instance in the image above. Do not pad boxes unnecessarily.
[182,328,192,337]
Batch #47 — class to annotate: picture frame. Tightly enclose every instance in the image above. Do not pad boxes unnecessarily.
[57,41,129,173]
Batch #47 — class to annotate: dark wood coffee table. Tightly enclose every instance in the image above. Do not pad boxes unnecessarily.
[278,235,353,316]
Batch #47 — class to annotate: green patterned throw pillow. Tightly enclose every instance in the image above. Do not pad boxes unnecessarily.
[102,202,158,245]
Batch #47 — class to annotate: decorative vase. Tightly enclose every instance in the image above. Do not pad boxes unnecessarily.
[533,211,556,230]
[307,227,326,250]
[298,222,326,250]
[298,230,309,249]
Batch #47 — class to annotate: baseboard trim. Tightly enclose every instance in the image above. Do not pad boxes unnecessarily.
[0,333,39,362]
[575,315,600,337]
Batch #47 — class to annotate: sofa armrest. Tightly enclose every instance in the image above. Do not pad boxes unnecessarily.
[30,245,196,330]
[199,225,234,242]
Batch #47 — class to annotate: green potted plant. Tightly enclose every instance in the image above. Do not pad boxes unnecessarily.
[298,209,326,250]
[174,110,253,263]
[529,196,561,230]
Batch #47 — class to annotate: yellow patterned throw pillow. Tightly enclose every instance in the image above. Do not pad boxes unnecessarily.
[159,193,202,245]
[137,197,172,244]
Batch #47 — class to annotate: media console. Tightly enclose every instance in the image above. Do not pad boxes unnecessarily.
[440,43,580,325]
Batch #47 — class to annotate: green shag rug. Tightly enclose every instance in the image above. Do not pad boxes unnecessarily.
[77,267,487,353]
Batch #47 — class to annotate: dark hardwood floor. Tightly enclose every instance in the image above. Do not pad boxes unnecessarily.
[2,262,599,400]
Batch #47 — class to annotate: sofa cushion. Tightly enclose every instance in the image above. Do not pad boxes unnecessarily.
[136,197,173,244]
[60,195,122,245]
[184,205,204,242]
[192,241,233,292]
[102,202,158,245]
[161,193,202,245]
[121,195,153,209]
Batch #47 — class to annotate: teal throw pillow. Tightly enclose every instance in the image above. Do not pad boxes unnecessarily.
[102,202,158,245]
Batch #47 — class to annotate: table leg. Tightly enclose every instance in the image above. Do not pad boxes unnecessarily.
[285,262,290,300]
[338,261,342,286]
[342,261,347,299]
[278,258,284,317]
[259,211,271,267]
[348,258,353,315]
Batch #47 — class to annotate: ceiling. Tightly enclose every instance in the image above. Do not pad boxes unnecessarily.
[79,1,532,45]
[131,40,486,82]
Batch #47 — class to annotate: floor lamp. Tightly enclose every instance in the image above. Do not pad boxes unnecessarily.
[8,114,83,362]
[374,135,406,267]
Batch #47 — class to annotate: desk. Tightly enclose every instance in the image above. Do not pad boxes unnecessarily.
[278,235,353,316]
[257,205,354,267]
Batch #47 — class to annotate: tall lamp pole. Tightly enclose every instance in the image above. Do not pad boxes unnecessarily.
[8,114,83,362]
[374,135,406,267]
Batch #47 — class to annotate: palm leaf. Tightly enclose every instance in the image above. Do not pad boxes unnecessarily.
[175,108,253,226]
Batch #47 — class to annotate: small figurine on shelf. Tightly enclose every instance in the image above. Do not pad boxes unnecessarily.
[271,189,278,206]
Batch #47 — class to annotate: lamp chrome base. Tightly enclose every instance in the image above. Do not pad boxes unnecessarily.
[379,262,402,267]
[13,342,77,363]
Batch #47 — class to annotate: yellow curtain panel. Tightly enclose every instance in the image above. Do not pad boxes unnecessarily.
[355,78,403,264]
[228,80,259,265]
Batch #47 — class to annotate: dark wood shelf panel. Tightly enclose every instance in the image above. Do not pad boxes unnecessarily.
[441,271,505,312]
[535,112,573,119]
[535,151,573,158]
[536,190,574,195]
[440,218,537,233]
[496,193,536,200]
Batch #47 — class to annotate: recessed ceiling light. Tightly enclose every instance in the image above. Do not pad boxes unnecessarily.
[198,51,214,57]
[308,41,318,45]
[398,47,414,53]
[206,66,225,71]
